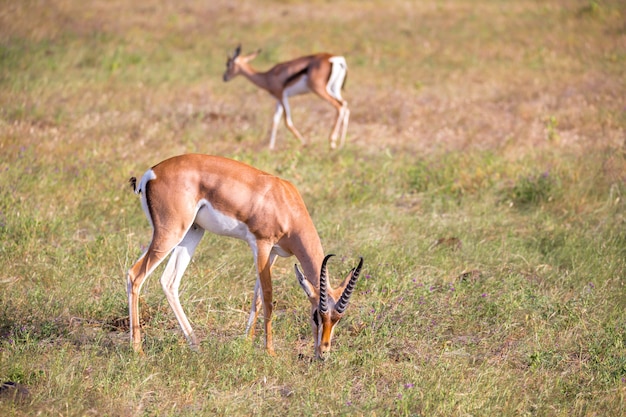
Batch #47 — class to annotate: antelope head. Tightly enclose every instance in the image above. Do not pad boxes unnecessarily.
[295,254,363,360]
[223,44,261,82]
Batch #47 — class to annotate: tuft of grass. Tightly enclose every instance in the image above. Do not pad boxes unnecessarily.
[508,170,556,207]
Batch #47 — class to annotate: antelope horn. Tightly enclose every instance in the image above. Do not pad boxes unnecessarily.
[319,254,334,314]
[233,44,242,59]
[335,257,363,314]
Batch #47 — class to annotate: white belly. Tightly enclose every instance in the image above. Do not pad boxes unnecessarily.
[284,75,310,97]
[194,200,253,242]
[193,199,292,261]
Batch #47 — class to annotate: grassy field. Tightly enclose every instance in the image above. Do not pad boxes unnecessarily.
[1,0,625,415]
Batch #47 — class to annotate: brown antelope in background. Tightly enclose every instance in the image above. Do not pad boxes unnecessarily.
[126,154,363,359]
[223,45,350,150]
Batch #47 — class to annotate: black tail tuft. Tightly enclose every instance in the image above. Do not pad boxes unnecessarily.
[129,177,137,193]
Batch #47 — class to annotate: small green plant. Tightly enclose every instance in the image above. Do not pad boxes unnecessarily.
[406,160,435,193]
[405,158,462,199]
[578,0,603,17]
[508,171,555,206]
[545,115,560,142]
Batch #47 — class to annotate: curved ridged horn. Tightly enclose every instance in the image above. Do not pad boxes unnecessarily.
[335,257,363,314]
[233,44,242,58]
[319,254,334,313]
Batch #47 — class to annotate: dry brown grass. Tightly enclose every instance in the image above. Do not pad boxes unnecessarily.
[2,0,624,161]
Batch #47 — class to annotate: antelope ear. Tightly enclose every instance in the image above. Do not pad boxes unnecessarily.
[243,49,261,62]
[295,264,315,299]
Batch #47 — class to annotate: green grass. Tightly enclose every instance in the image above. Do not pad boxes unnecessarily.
[1,0,626,415]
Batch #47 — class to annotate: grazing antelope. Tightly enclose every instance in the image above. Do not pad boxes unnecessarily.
[126,154,363,359]
[223,45,350,150]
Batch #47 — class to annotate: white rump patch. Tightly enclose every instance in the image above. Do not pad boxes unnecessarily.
[327,56,347,101]
[136,169,157,194]
[138,169,157,230]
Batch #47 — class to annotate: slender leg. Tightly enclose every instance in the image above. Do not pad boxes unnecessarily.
[245,277,262,338]
[339,104,350,148]
[127,242,177,353]
[281,97,306,146]
[159,225,205,350]
[311,87,347,150]
[270,103,283,150]
[329,104,346,149]
[245,251,278,340]
[256,243,276,355]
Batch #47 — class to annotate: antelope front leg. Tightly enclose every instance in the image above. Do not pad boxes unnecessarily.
[256,245,276,356]
[245,277,263,339]
[269,103,283,150]
[263,297,275,356]
[281,98,306,146]
[246,251,277,341]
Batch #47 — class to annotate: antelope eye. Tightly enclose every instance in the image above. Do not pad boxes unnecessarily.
[312,309,319,326]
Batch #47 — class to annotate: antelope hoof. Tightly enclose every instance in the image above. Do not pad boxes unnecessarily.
[187,332,200,350]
